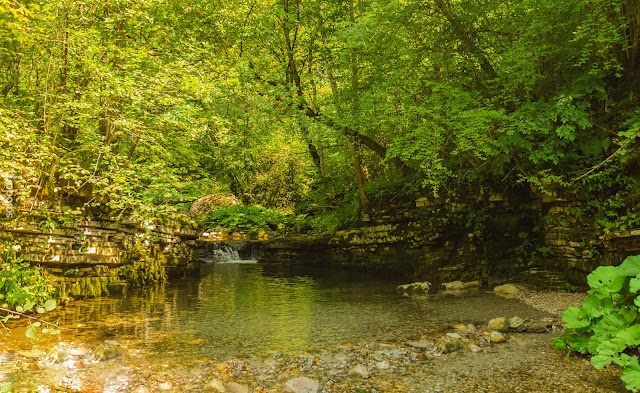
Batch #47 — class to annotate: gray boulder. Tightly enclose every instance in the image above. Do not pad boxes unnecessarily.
[396,281,431,294]
[284,377,322,393]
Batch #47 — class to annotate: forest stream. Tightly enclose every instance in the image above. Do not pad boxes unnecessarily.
[0,261,627,393]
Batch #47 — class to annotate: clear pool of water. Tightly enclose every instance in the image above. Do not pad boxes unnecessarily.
[0,263,619,392]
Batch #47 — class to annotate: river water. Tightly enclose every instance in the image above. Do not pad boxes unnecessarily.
[0,262,627,392]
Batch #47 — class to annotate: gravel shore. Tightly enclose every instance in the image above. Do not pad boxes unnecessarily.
[516,288,588,316]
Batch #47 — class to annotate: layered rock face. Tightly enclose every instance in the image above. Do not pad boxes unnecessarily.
[259,195,640,288]
[0,217,198,298]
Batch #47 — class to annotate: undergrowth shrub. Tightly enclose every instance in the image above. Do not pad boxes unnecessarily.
[201,205,306,233]
[554,255,640,391]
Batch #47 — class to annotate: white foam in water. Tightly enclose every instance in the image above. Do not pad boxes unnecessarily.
[209,243,257,264]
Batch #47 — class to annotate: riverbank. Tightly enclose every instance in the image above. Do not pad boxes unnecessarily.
[1,263,624,393]
[516,287,587,316]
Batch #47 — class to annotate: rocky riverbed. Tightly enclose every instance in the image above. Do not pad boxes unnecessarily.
[0,264,625,392]
[4,310,625,392]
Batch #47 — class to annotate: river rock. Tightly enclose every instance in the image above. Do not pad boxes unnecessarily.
[487,317,509,332]
[442,281,465,290]
[204,379,225,392]
[442,280,481,292]
[396,281,431,294]
[349,364,371,378]
[406,340,434,349]
[377,349,407,358]
[468,344,482,353]
[375,360,391,370]
[284,376,322,393]
[489,331,507,343]
[454,323,477,336]
[494,284,520,298]
[225,382,252,393]
[509,316,526,332]
[90,340,123,362]
[525,321,549,333]
[464,280,481,288]
[438,339,464,354]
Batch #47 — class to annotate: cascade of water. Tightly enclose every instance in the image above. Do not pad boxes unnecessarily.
[207,242,256,264]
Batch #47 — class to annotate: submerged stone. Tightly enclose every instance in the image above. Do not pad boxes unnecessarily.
[349,364,371,378]
[487,317,509,332]
[494,284,521,298]
[225,382,252,393]
[489,331,507,343]
[284,376,322,393]
[509,316,526,332]
[396,281,431,294]
[204,379,225,392]
[524,320,549,333]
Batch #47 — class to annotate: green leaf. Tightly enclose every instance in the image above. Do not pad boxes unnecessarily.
[25,326,36,339]
[23,299,35,312]
[618,256,640,277]
[618,324,640,347]
[587,266,625,294]
[631,276,640,293]
[551,337,567,350]
[582,296,612,318]
[36,307,45,314]
[44,299,56,312]
[622,368,640,392]
[562,306,590,329]
[592,353,614,369]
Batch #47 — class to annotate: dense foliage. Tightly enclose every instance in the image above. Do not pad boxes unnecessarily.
[0,248,58,337]
[553,255,640,391]
[0,0,637,229]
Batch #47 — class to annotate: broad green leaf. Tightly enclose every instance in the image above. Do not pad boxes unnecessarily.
[44,299,56,312]
[622,368,640,393]
[25,326,36,339]
[587,266,625,294]
[582,296,612,318]
[14,305,22,313]
[632,276,640,294]
[618,256,640,277]
[592,354,614,369]
[618,324,640,347]
[562,306,590,329]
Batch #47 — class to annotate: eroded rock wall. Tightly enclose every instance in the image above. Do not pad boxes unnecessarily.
[260,196,640,288]
[0,217,198,298]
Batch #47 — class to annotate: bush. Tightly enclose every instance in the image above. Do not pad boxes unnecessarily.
[553,255,640,391]
[201,205,306,233]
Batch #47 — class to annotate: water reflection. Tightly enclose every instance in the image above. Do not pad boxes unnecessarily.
[20,264,551,357]
[1,263,557,390]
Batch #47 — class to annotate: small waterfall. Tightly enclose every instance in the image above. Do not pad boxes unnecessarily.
[206,242,257,264]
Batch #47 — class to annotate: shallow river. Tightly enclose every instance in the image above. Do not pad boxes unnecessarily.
[0,263,627,392]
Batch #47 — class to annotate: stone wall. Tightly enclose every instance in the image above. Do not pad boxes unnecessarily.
[540,200,640,284]
[259,196,532,286]
[0,216,198,299]
[259,196,640,289]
